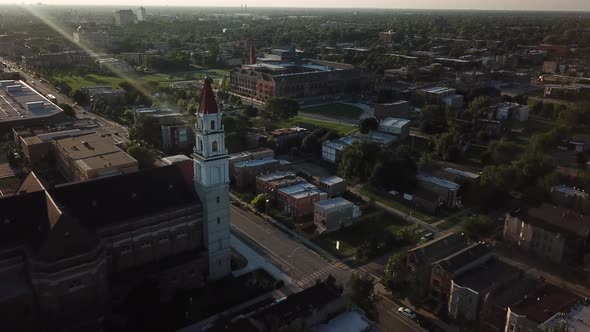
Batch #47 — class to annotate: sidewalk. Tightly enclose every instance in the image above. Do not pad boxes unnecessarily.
[230,192,340,263]
[230,233,291,285]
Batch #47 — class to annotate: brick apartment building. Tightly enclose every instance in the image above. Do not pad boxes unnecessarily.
[277,183,327,218]
[503,203,590,263]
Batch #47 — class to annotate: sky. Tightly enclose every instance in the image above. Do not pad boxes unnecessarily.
[0,0,589,11]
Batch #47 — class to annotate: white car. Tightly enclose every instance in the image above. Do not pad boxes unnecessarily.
[397,307,417,320]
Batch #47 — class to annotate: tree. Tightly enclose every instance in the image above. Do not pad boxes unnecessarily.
[126,144,154,169]
[576,152,588,167]
[419,104,446,134]
[301,134,322,155]
[383,253,414,299]
[131,114,162,147]
[468,96,492,116]
[58,103,76,118]
[358,117,379,134]
[244,105,259,117]
[251,194,267,212]
[70,89,87,105]
[266,98,299,120]
[338,141,381,181]
[433,129,461,161]
[462,215,495,240]
[348,272,378,321]
[177,98,186,113]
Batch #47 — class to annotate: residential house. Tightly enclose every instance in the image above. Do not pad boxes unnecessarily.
[550,185,588,212]
[505,285,579,332]
[229,148,275,178]
[373,101,410,120]
[278,183,327,217]
[488,102,529,122]
[416,173,461,208]
[322,136,358,164]
[377,117,411,140]
[429,243,494,304]
[256,172,306,202]
[406,233,469,299]
[318,176,346,198]
[267,127,309,150]
[479,278,542,332]
[233,158,282,189]
[211,275,346,332]
[503,203,590,263]
[314,197,360,234]
[448,259,521,322]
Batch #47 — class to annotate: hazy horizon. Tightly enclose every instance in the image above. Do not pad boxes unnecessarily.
[0,0,589,12]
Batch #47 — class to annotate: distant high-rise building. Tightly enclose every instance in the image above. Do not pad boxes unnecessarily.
[137,6,146,21]
[114,9,135,26]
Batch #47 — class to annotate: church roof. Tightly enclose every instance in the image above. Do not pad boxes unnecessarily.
[48,165,200,228]
[198,77,219,114]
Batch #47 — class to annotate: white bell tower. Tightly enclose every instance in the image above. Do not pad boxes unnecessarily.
[193,78,231,280]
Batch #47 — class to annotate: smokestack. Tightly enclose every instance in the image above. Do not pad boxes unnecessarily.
[249,45,256,65]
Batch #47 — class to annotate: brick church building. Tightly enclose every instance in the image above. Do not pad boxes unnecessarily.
[0,78,232,331]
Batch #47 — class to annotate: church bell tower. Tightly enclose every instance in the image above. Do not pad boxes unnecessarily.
[193,78,231,280]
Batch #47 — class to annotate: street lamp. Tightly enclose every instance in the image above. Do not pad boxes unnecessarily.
[265,199,270,216]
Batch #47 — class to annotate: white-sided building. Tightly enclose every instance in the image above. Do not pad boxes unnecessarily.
[377,117,411,140]
[314,197,360,234]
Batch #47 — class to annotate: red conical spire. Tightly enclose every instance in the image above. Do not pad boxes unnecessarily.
[198,77,219,114]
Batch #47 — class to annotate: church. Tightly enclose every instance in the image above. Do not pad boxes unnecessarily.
[0,78,232,331]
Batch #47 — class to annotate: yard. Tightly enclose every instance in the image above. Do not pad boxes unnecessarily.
[300,103,364,119]
[359,186,439,224]
[279,117,356,136]
[314,211,423,261]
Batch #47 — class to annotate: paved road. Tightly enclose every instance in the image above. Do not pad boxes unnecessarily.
[230,204,426,332]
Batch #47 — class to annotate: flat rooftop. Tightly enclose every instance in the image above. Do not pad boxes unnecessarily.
[257,171,296,182]
[552,185,588,198]
[444,167,480,180]
[417,173,461,191]
[380,117,410,128]
[279,182,322,198]
[312,310,372,332]
[234,157,278,168]
[0,80,63,123]
[421,86,455,95]
[315,197,352,209]
[54,133,137,171]
[320,175,345,186]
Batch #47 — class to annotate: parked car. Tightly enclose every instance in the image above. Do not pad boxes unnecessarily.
[397,307,417,320]
[421,233,434,241]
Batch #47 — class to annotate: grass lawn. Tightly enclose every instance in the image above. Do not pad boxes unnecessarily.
[56,74,125,91]
[300,103,364,119]
[314,212,420,259]
[54,69,229,93]
[359,186,439,223]
[280,117,356,135]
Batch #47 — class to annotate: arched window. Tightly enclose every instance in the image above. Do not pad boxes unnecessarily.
[212,141,218,152]
[210,120,215,130]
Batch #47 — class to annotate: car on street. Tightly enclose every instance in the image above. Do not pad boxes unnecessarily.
[397,307,417,320]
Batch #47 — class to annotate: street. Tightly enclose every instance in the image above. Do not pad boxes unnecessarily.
[230,204,426,332]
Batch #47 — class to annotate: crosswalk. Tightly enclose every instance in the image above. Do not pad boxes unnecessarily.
[294,261,350,289]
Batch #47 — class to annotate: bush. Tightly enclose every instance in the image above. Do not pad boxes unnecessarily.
[251,194,267,212]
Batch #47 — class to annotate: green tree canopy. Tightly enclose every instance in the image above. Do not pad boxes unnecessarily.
[348,272,378,321]
[265,98,299,120]
[358,117,379,134]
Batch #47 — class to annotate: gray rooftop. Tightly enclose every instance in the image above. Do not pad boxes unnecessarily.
[0,80,63,123]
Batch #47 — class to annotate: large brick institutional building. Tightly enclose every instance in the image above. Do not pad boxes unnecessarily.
[0,79,232,331]
[229,59,373,101]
